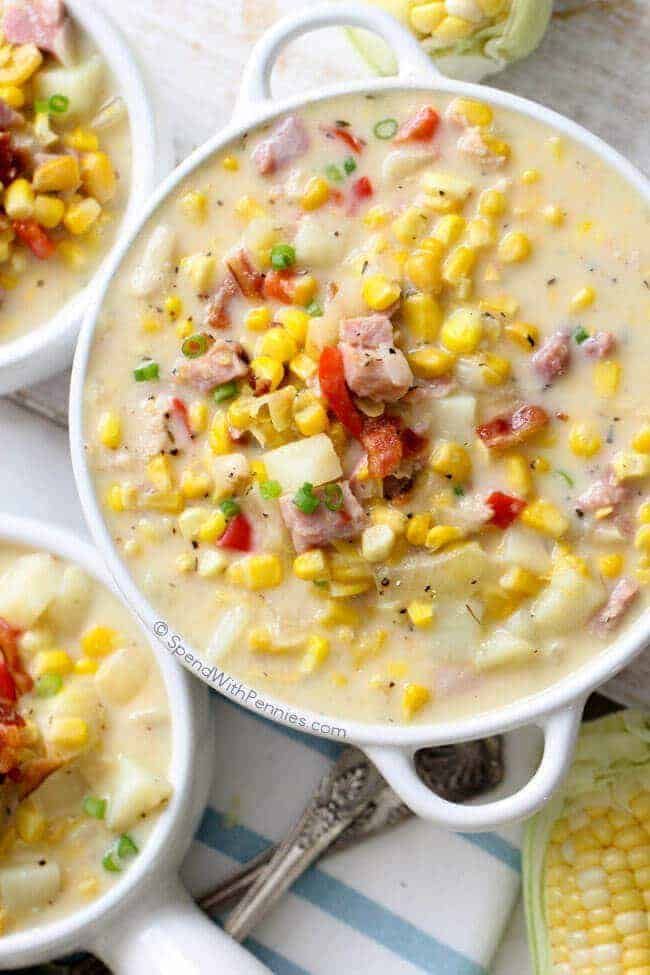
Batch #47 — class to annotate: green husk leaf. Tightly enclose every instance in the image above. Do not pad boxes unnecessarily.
[346,0,552,82]
[523,710,650,975]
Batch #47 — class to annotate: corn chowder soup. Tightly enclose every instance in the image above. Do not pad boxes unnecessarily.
[0,545,172,934]
[84,92,650,726]
[0,0,130,343]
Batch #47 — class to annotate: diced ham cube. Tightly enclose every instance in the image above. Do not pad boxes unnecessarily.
[4,0,72,62]
[339,314,412,404]
[252,114,309,177]
[576,471,630,513]
[582,331,616,359]
[477,405,549,450]
[531,330,571,384]
[204,273,239,329]
[592,577,639,637]
[174,339,248,393]
[279,481,368,553]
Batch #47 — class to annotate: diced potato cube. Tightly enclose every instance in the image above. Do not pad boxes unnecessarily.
[45,566,92,633]
[0,554,60,629]
[107,755,172,832]
[263,434,342,492]
[0,862,60,913]
[476,631,534,671]
[95,647,149,705]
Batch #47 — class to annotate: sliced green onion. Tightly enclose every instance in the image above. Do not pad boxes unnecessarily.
[49,93,69,114]
[453,485,465,497]
[181,333,209,358]
[270,243,296,270]
[373,118,398,140]
[293,482,320,515]
[35,673,63,698]
[555,469,575,487]
[102,850,122,873]
[260,480,282,500]
[306,299,323,318]
[313,579,329,588]
[323,483,343,512]
[343,156,357,175]
[213,380,238,404]
[325,164,344,183]
[83,796,106,820]
[134,360,159,382]
[219,498,240,519]
[573,325,589,344]
[34,98,49,115]
[117,834,139,859]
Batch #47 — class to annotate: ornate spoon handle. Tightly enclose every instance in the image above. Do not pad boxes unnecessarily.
[224,748,386,942]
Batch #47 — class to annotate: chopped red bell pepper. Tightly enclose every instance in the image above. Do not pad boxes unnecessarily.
[218,513,253,551]
[0,617,29,697]
[486,491,527,529]
[0,655,16,703]
[170,398,192,438]
[395,106,440,143]
[321,124,365,154]
[263,269,296,304]
[361,416,403,479]
[318,346,363,438]
[12,219,55,260]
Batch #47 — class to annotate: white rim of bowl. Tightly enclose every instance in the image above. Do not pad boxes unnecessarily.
[0,514,208,964]
[71,73,650,751]
[0,0,164,391]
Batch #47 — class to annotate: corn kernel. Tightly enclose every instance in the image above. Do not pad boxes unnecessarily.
[466,216,496,248]
[139,490,184,514]
[64,197,101,236]
[250,355,285,393]
[405,249,442,293]
[402,683,431,719]
[542,204,565,226]
[97,411,121,450]
[419,236,445,260]
[34,194,65,229]
[449,97,493,128]
[505,454,533,497]
[293,275,318,306]
[599,553,624,578]
[243,307,270,334]
[4,178,34,219]
[371,504,408,535]
[228,553,283,590]
[0,84,24,108]
[504,320,540,351]
[74,657,98,675]
[479,189,506,217]
[364,205,389,228]
[300,635,330,674]
[442,245,476,285]
[180,469,212,500]
[521,168,541,184]
[34,649,73,677]
[81,626,118,658]
[406,513,431,546]
[362,273,401,311]
[440,307,483,354]
[197,511,227,544]
[289,352,317,381]
[50,717,88,750]
[146,455,173,492]
[612,450,650,482]
[594,360,622,397]
[257,327,297,363]
[79,152,116,204]
[433,214,466,247]
[434,15,474,41]
[294,549,328,581]
[635,526,650,552]
[392,206,429,245]
[16,800,46,845]
[569,422,602,458]
[175,318,193,339]
[632,425,650,454]
[481,352,511,386]
[64,126,99,152]
[425,525,464,551]
[301,176,330,211]
[295,402,328,437]
[421,171,473,206]
[179,190,208,223]
[402,292,443,341]
[520,498,569,538]
[105,484,131,513]
[500,566,543,597]
[570,286,596,313]
[430,441,471,482]
[181,253,216,292]
[235,194,265,221]
[409,2,446,34]
[209,413,234,455]
[408,345,455,378]
[33,155,80,194]
[498,231,532,263]
[407,600,435,628]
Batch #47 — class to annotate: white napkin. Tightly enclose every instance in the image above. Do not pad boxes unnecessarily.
[182,699,539,975]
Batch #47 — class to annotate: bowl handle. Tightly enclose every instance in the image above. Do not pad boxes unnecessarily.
[88,875,270,974]
[236,1,437,115]
[364,701,586,833]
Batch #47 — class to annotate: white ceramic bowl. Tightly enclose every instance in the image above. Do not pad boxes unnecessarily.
[0,515,269,974]
[70,3,650,833]
[0,0,174,395]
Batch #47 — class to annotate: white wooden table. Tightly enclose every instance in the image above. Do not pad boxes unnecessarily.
[3,1,648,971]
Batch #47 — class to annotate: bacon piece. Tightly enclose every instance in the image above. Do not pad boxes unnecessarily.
[457,127,507,168]
[477,405,549,450]
[339,314,412,404]
[582,331,616,359]
[592,577,639,637]
[279,481,368,553]
[226,249,264,299]
[0,618,31,697]
[4,0,73,61]
[174,339,248,393]
[532,330,571,384]
[576,471,629,513]
[204,273,239,329]
[0,132,26,185]
[361,416,403,479]
[252,114,309,176]
[394,106,440,143]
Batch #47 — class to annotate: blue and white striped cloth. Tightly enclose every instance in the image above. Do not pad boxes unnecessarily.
[183,698,537,974]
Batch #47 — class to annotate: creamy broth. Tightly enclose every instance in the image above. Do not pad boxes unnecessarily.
[84,91,650,726]
[0,544,171,934]
[0,0,131,344]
